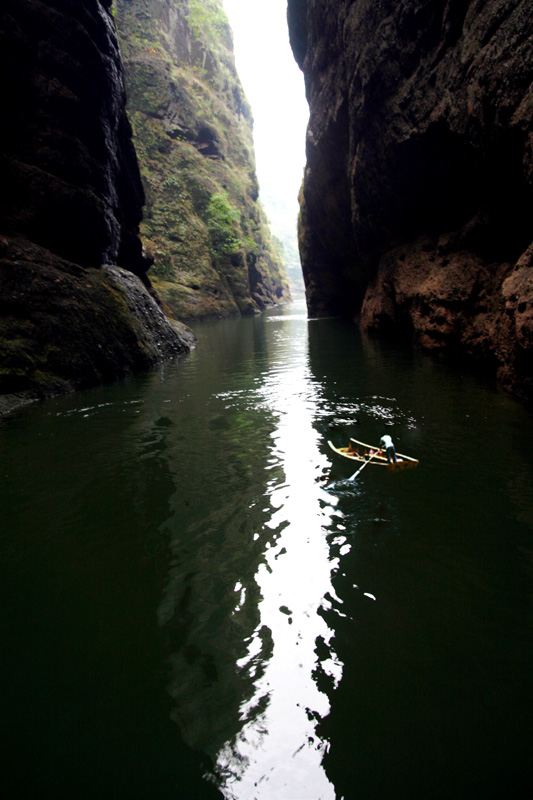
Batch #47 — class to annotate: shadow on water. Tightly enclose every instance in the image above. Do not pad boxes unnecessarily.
[0,301,532,799]
[0,384,223,799]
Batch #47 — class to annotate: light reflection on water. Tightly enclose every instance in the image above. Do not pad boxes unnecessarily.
[212,316,340,798]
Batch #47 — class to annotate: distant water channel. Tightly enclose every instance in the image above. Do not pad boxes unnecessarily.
[1,301,532,800]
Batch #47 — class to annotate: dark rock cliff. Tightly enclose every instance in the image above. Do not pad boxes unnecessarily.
[288,0,533,400]
[115,0,290,320]
[0,0,192,411]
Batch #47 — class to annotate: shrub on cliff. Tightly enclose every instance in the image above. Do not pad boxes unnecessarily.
[206,191,242,257]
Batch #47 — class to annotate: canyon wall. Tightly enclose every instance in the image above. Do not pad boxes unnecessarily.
[288,0,533,400]
[115,0,290,320]
[0,0,193,410]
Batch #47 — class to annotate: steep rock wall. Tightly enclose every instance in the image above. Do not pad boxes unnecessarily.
[115,0,290,320]
[0,0,192,408]
[288,0,533,400]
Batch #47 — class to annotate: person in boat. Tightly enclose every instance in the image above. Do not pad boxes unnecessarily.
[379,433,397,464]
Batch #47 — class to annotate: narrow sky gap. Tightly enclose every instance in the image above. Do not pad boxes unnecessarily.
[222,0,309,280]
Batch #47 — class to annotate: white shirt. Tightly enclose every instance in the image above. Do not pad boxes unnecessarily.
[380,435,393,449]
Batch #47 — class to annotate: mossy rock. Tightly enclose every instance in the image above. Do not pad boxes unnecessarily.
[0,237,193,397]
[115,0,291,319]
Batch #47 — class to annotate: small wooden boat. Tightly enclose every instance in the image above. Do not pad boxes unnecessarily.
[328,438,419,471]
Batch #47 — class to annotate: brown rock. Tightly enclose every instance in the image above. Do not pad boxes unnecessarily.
[288,0,533,400]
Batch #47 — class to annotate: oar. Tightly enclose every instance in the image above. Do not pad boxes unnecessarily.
[348,449,380,480]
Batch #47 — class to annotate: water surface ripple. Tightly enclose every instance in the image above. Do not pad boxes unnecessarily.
[1,301,532,800]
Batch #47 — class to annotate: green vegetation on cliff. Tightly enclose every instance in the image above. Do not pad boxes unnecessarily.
[115,0,290,320]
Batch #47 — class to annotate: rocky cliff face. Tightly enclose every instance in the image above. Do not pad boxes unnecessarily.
[288,0,533,400]
[0,0,192,409]
[115,0,290,320]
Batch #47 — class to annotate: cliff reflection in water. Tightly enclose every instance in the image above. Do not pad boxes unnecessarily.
[156,308,340,798]
[2,301,531,800]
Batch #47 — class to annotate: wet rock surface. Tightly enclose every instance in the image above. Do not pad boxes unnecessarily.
[288,0,533,400]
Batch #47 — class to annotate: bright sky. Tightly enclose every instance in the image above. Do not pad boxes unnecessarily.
[222,0,309,258]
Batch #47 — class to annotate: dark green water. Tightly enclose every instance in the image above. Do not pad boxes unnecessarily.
[1,301,532,800]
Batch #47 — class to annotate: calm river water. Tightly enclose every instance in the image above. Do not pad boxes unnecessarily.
[1,301,532,800]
